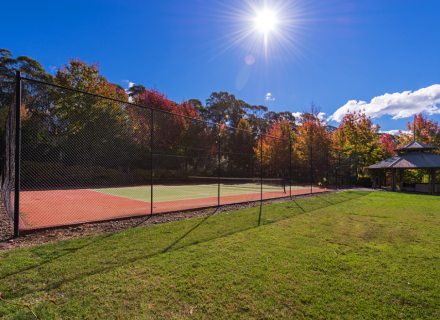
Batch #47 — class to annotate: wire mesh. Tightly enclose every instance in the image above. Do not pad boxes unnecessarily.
[311,146,329,192]
[259,136,290,200]
[219,127,261,204]
[1,98,16,220]
[290,142,312,195]
[327,150,339,190]
[19,80,153,229]
[9,77,362,232]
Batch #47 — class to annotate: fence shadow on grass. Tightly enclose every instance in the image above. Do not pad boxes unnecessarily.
[1,191,371,301]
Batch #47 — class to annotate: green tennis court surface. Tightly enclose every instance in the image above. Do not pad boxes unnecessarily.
[91,183,307,202]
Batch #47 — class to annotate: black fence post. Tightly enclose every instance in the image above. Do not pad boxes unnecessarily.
[338,153,341,190]
[260,135,263,204]
[14,71,21,238]
[348,156,351,189]
[218,126,221,207]
[150,109,154,215]
[251,151,254,180]
[326,149,329,190]
[310,145,313,194]
[1,129,4,185]
[289,141,292,197]
[355,157,358,188]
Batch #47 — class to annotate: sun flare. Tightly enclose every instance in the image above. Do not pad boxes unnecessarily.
[209,0,307,61]
[255,10,277,33]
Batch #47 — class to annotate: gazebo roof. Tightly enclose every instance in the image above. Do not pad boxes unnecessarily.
[394,141,438,152]
[367,152,440,169]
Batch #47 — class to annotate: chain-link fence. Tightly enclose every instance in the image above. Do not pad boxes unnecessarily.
[1,97,16,222]
[3,74,363,235]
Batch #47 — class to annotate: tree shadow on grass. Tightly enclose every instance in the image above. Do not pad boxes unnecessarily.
[1,191,371,301]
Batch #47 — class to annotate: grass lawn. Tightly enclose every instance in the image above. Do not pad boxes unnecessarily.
[0,191,439,319]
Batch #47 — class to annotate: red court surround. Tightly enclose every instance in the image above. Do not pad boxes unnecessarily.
[19,187,328,231]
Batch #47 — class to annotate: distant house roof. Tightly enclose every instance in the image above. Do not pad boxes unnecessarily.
[367,152,440,169]
[394,141,438,152]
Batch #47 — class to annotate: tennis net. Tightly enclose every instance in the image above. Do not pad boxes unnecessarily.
[186,176,286,193]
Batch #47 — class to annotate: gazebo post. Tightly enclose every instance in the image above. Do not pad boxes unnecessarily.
[392,169,396,192]
[431,168,436,195]
[378,169,381,189]
[372,170,377,189]
[400,169,404,190]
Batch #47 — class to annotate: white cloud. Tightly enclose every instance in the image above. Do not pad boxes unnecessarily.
[265,93,275,101]
[329,84,440,122]
[122,80,135,88]
[291,112,327,121]
[317,112,326,121]
[292,112,302,119]
[380,130,411,136]
[122,80,135,102]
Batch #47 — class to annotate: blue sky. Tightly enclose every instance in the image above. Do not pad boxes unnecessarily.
[2,0,440,133]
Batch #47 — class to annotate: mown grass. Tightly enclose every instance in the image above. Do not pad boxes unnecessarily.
[0,191,439,319]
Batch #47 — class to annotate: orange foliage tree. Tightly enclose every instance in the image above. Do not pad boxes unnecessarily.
[293,115,333,184]
[254,120,293,178]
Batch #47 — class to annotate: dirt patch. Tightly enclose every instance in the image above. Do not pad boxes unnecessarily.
[0,188,374,251]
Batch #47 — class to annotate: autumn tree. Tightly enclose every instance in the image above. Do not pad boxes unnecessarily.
[379,134,397,159]
[128,88,201,156]
[254,120,293,178]
[332,110,383,166]
[397,113,440,151]
[44,58,133,169]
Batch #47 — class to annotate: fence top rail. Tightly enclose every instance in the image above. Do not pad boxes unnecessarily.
[19,75,360,160]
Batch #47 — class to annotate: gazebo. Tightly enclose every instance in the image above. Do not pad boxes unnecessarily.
[367,138,440,195]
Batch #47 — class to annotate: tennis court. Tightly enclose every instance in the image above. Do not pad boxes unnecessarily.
[19,179,327,231]
[4,76,361,237]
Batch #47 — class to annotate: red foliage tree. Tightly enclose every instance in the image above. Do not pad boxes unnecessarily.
[128,89,200,152]
[379,134,397,158]
[398,113,440,149]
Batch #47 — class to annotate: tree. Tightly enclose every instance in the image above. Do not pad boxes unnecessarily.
[255,120,293,178]
[201,92,246,127]
[188,99,204,113]
[242,105,268,133]
[221,118,256,176]
[41,59,132,169]
[397,113,440,150]
[127,84,146,99]
[332,110,383,166]
[201,92,267,129]
[264,111,296,131]
[0,48,54,131]
[55,58,127,100]
[379,133,397,159]
[295,106,332,149]
[128,88,201,156]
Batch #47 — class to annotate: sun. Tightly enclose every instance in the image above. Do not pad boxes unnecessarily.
[255,10,277,33]
[207,0,307,61]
